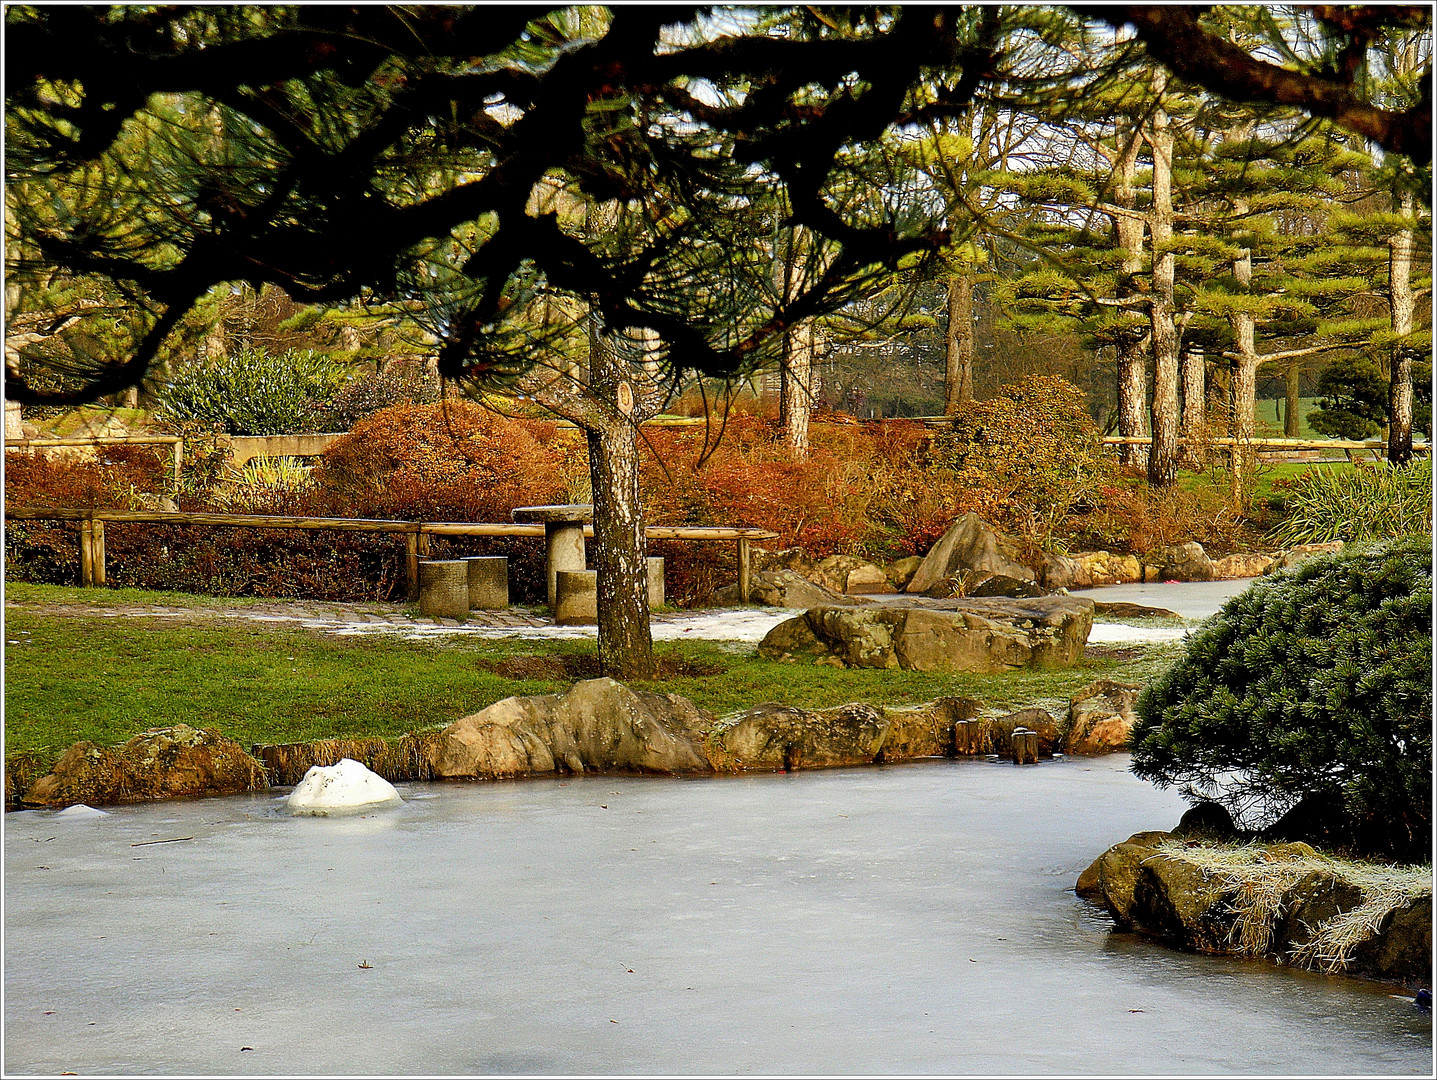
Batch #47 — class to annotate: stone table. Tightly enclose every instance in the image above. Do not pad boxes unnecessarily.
[513,504,593,610]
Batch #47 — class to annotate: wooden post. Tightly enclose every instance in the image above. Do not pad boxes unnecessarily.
[738,537,751,604]
[405,531,420,601]
[79,518,94,586]
[1012,728,1039,765]
[92,519,106,585]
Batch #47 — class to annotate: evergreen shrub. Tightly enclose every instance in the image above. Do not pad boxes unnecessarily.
[1130,539,1433,862]
[158,346,346,435]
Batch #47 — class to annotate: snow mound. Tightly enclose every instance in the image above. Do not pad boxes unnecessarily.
[285,758,403,816]
[56,804,109,818]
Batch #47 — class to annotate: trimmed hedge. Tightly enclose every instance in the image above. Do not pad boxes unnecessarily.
[1130,539,1433,862]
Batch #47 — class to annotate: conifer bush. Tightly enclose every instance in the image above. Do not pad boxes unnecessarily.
[1130,539,1433,862]
[157,346,346,435]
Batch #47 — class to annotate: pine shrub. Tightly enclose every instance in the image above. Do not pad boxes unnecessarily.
[1130,539,1433,862]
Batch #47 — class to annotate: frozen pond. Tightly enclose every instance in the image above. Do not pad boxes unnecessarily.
[5,757,1430,1075]
[1070,578,1258,621]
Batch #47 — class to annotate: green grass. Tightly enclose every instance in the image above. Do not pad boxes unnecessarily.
[3,584,1175,763]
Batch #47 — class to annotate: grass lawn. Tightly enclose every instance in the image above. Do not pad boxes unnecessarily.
[3,582,1180,765]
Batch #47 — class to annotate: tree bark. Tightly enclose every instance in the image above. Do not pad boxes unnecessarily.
[1228,238,1259,508]
[943,268,974,414]
[1113,117,1148,467]
[780,320,814,460]
[586,416,655,680]
[1180,343,1207,463]
[1388,188,1415,465]
[1146,74,1180,487]
[1285,359,1301,437]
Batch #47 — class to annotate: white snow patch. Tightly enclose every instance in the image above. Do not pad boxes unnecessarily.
[1088,623,1189,644]
[285,758,403,816]
[56,804,109,818]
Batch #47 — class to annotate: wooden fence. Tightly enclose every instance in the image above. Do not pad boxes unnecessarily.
[1,507,778,602]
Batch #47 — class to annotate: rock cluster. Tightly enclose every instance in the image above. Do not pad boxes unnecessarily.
[757,596,1094,673]
[21,725,269,807]
[1077,829,1432,985]
[434,678,713,779]
[20,673,1146,810]
[733,515,1343,605]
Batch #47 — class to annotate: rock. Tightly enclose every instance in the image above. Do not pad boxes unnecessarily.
[434,678,714,779]
[56,804,109,818]
[285,758,403,816]
[1171,801,1241,842]
[1211,553,1276,579]
[744,569,868,608]
[1272,871,1364,952]
[1350,897,1433,984]
[706,702,889,771]
[759,596,1094,673]
[750,546,817,578]
[923,569,1047,599]
[1267,541,1344,572]
[705,696,978,772]
[1092,600,1182,620]
[842,563,896,595]
[1041,551,1144,589]
[22,725,270,808]
[814,554,884,594]
[1063,680,1140,755]
[988,708,1059,758]
[1085,831,1172,922]
[1258,794,1354,851]
[884,555,924,591]
[1130,852,1233,951]
[905,513,1036,594]
[1154,541,1214,582]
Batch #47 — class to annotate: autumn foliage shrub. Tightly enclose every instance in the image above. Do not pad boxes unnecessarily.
[928,375,1113,551]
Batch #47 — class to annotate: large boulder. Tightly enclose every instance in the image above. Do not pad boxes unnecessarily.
[705,696,978,772]
[1039,551,1144,589]
[905,513,1036,595]
[717,568,867,608]
[922,569,1047,599]
[22,725,270,808]
[815,554,894,594]
[1266,541,1344,572]
[1063,679,1141,755]
[1153,541,1215,582]
[1211,552,1276,579]
[758,596,1094,673]
[1079,836,1433,983]
[434,678,714,779]
[884,555,925,591]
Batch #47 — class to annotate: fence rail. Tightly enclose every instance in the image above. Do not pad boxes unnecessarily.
[2,507,778,601]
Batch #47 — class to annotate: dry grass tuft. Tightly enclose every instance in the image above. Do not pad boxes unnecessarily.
[1153,840,1431,969]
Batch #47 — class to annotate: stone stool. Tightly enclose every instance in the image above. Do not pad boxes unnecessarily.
[419,560,470,618]
[554,570,598,626]
[464,556,509,610]
[512,504,592,610]
[647,556,665,608]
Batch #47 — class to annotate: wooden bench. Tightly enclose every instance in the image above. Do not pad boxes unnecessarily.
[2,507,779,603]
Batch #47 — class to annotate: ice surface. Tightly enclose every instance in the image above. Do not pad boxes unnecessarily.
[284,758,403,816]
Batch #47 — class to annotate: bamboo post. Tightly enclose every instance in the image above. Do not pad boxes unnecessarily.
[738,537,751,604]
[79,518,94,586]
[405,531,420,601]
[172,437,183,493]
[92,519,106,585]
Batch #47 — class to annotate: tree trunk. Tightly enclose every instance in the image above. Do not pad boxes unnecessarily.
[1229,232,1259,508]
[779,321,814,460]
[1146,74,1180,487]
[1180,343,1207,462]
[1285,360,1301,437]
[1388,188,1415,465]
[943,268,974,414]
[1113,117,1148,467]
[586,417,655,680]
